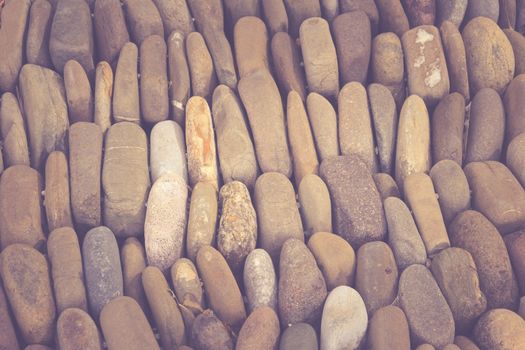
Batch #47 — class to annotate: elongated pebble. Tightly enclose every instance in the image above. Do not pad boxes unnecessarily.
[112,42,140,124]
[186,32,217,101]
[94,0,130,64]
[0,92,30,167]
[271,31,307,101]
[153,0,194,37]
[64,60,93,124]
[236,307,280,350]
[26,0,52,68]
[44,151,73,231]
[234,16,269,79]
[171,258,205,325]
[298,174,332,236]
[373,173,401,200]
[262,0,288,35]
[122,0,163,45]
[120,237,148,313]
[306,92,339,161]
[431,93,465,166]
[243,249,277,312]
[368,306,411,350]
[168,31,191,125]
[150,120,187,183]
[94,62,113,134]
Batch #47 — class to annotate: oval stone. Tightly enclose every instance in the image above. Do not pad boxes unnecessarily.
[340,0,380,32]
[504,74,525,144]
[236,307,280,350]
[120,237,148,313]
[373,173,401,200]
[271,31,307,101]
[191,310,233,350]
[234,16,269,79]
[44,151,73,231]
[26,0,52,68]
[285,0,321,37]
[64,60,93,124]
[440,21,469,100]
[465,0,499,22]
[112,42,140,124]
[298,174,332,237]
[305,92,339,161]
[243,249,277,312]
[186,31,217,101]
[167,31,191,125]
[171,258,205,327]
[262,0,288,35]
[94,0,130,64]
[56,308,101,350]
[368,306,411,350]
[473,309,525,350]
[122,0,163,45]
[431,93,465,166]
[376,0,410,36]
[279,323,318,350]
[150,120,187,183]
[505,29,525,75]
[0,92,30,167]
[153,0,194,36]
[94,61,113,134]
[436,0,467,26]
[403,0,436,26]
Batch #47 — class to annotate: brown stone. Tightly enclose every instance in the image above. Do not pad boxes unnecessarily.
[236,307,280,350]
[305,92,339,160]
[454,336,481,350]
[167,31,191,125]
[375,0,410,37]
[271,32,307,101]
[440,21,470,101]
[0,279,20,350]
[234,16,269,79]
[431,93,465,166]
[57,308,101,350]
[504,74,525,144]
[122,0,163,45]
[368,306,411,350]
[504,29,525,75]
[94,0,130,64]
[64,60,93,124]
[509,233,525,294]
[284,0,321,37]
[403,0,436,26]
[262,0,288,35]
[112,42,140,124]
[44,151,73,231]
[373,173,401,200]
[153,0,194,37]
[94,61,113,133]
[171,258,205,329]
[473,309,525,350]
[298,174,332,236]
[186,31,216,101]
[0,92,30,167]
[26,0,52,68]
[191,310,233,350]
[340,0,380,33]
[120,237,148,313]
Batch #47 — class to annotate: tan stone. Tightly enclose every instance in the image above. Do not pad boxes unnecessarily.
[44,151,73,231]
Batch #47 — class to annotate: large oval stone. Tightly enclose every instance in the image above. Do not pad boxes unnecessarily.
[243,249,277,312]
[236,307,280,350]
[473,309,525,350]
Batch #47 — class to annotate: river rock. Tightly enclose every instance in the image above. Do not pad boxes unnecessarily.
[234,16,269,79]
[465,88,504,163]
[440,21,470,100]
[140,35,169,124]
[69,122,102,231]
[279,323,318,350]
[100,297,159,350]
[465,161,525,234]
[507,132,525,187]
[450,210,519,309]
[504,74,525,144]
[120,237,148,313]
[185,96,219,188]
[319,155,386,247]
[287,91,319,185]
[436,0,467,25]
[186,31,217,101]
[150,120,187,183]
[26,0,52,67]
[473,309,525,350]
[47,227,87,313]
[505,29,525,74]
[94,0,130,64]
[236,307,280,350]
[454,336,481,350]
[306,92,339,161]
[431,93,465,165]
[300,17,339,99]
[368,83,397,173]
[321,0,339,19]
[465,0,499,22]
[212,85,258,188]
[0,279,20,350]
[49,0,94,75]
[262,0,288,35]
[56,308,101,350]
[94,61,113,133]
[285,0,321,37]
[430,160,470,223]
[82,227,123,317]
[355,242,398,314]
[142,266,186,348]
[279,238,327,325]
[404,0,436,26]
[254,172,304,260]
[340,0,379,33]
[0,92,29,167]
[339,82,378,172]
[196,246,246,329]
[64,60,93,124]
[153,0,194,36]
[191,310,233,350]
[376,0,410,36]
[373,173,401,199]
[186,182,218,261]
[395,95,431,192]
[308,232,355,290]
[171,258,205,329]
[0,0,30,92]
[145,174,187,273]
[271,31,307,101]
[399,264,455,348]
[113,42,140,124]
[298,175,332,236]
[368,306,411,350]
[167,31,191,125]
[0,165,45,250]
[18,64,68,170]
[332,11,371,84]
[243,249,277,312]
[122,0,163,45]
[0,244,55,345]
[238,70,291,177]
[44,151,73,231]
[402,25,450,106]
[463,16,514,95]
[103,122,149,237]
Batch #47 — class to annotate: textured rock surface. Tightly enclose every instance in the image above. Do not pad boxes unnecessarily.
[0,92,30,167]
[64,60,93,124]
[298,174,332,237]
[167,31,191,125]
[44,151,73,231]
[473,309,525,350]
[236,307,280,350]
[26,0,52,68]
[306,92,339,161]
[112,42,140,124]
[431,93,465,166]
[244,249,277,312]
[271,32,307,101]
[56,308,101,350]
[94,0,130,64]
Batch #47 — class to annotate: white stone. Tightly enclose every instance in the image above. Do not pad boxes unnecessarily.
[150,120,187,183]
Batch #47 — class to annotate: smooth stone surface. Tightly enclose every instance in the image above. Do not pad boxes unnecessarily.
[100,297,159,350]
[69,122,102,230]
[0,279,20,350]
[473,309,525,350]
[340,0,380,33]
[298,175,332,236]
[0,244,55,345]
[505,29,525,75]
[450,210,519,309]
[431,247,487,332]
[355,241,398,314]
[112,42,140,124]
[185,96,219,188]
[262,0,288,35]
[196,246,246,329]
[279,239,327,325]
[82,227,124,317]
[150,120,187,183]
[239,70,292,177]
[102,122,149,237]
[465,0,499,22]
[0,92,29,167]
[465,161,525,234]
[436,0,467,25]
[279,323,318,350]
[368,306,411,350]
[18,64,68,170]
[402,25,450,106]
[140,35,169,124]
[398,264,455,348]
[26,0,52,68]
[243,249,278,312]
[306,92,339,161]
[94,0,130,64]
[186,182,218,262]
[94,61,113,133]
[145,174,187,273]
[308,232,356,290]
[236,307,280,350]
[466,88,505,163]
[191,310,234,350]
[254,172,304,261]
[299,17,339,99]
[120,237,148,313]
[142,266,186,348]
[57,308,101,350]
[171,258,205,329]
[64,60,93,124]
[440,21,469,100]
[49,0,94,75]
[186,31,216,101]
[234,16,269,79]
[320,286,367,350]
[376,0,410,37]
[395,95,431,192]
[384,197,427,269]
[430,160,471,223]
[287,91,319,186]
[0,165,45,250]
[431,93,465,166]
[339,82,378,172]
[285,0,321,37]
[153,0,194,36]
[504,74,525,144]
[373,173,401,200]
[167,31,191,125]
[368,83,398,173]
[507,132,525,187]
[463,16,515,95]
[122,0,164,45]
[217,181,257,275]
[47,227,87,313]
[212,85,258,188]
[319,155,386,248]
[271,32,307,101]
[44,151,73,231]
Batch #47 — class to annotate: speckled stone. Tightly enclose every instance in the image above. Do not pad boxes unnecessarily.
[0,92,30,167]
[436,0,467,26]
[236,307,280,350]
[56,308,102,350]
[191,310,233,350]
[431,93,465,166]
[244,249,277,312]
[0,279,20,350]
[473,309,525,350]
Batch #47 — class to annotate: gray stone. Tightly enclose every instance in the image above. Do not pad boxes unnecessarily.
[152,0,194,36]
[431,93,465,166]
[279,323,318,350]
[262,0,288,35]
[150,120,187,183]
[504,74,525,145]
[186,31,217,101]
[465,0,499,22]
[0,92,30,167]
[243,249,277,312]
[284,0,321,37]
[436,0,467,26]
[94,0,130,64]
[167,31,191,125]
